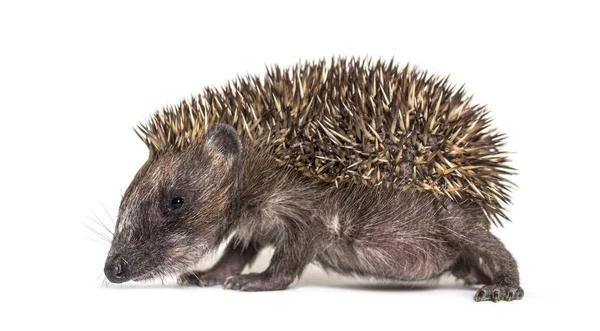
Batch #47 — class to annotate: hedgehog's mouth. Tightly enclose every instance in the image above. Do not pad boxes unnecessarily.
[105,254,161,284]
[129,265,166,282]
[132,273,155,282]
[106,244,209,284]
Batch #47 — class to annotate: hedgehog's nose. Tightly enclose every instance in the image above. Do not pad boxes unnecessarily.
[104,255,131,283]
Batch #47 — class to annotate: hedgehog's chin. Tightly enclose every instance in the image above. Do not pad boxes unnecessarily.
[129,267,162,282]
[132,274,154,282]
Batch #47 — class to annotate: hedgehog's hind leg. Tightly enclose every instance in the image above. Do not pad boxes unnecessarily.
[447,226,524,302]
[450,255,492,286]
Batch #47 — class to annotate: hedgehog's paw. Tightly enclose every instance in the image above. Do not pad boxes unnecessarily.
[474,284,524,302]
[178,270,232,287]
[222,273,294,291]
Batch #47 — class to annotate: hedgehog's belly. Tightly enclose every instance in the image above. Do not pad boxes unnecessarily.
[316,236,459,281]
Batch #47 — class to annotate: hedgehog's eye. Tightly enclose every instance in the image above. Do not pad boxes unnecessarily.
[170,197,184,210]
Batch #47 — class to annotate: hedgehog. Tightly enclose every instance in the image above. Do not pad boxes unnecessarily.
[104,57,523,302]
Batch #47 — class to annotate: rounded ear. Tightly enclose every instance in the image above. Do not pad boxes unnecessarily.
[204,124,243,163]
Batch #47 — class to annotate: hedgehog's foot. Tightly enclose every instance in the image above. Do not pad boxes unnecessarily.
[178,269,233,287]
[179,240,263,287]
[223,272,294,291]
[474,284,524,302]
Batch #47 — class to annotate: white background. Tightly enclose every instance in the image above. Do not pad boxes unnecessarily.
[1,0,598,329]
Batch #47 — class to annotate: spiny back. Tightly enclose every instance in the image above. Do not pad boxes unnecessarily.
[137,57,514,226]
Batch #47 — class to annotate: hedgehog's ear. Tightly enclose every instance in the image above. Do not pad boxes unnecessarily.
[203,124,243,166]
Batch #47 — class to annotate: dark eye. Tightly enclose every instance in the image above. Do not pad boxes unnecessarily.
[170,197,184,210]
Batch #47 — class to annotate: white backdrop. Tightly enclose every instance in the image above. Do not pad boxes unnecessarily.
[1,0,597,329]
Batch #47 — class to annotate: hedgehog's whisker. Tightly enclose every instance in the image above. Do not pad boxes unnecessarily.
[100,201,116,227]
[90,209,114,236]
[86,215,114,239]
[82,222,112,243]
[87,236,110,246]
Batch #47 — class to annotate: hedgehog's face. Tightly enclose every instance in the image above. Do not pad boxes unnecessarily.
[104,124,242,283]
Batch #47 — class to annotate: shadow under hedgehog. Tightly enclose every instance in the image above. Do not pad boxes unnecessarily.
[104,57,523,302]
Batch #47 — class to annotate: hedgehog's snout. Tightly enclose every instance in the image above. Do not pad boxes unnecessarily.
[104,255,131,283]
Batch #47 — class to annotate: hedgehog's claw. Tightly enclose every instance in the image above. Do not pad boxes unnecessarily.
[474,285,524,302]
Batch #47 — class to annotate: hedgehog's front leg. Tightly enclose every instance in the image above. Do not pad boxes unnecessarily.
[178,239,262,287]
[223,233,315,291]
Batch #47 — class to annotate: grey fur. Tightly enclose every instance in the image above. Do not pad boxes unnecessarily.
[106,125,523,302]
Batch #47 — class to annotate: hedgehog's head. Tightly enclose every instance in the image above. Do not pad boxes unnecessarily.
[104,124,242,283]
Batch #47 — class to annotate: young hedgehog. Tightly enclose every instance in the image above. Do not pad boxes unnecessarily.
[104,57,523,302]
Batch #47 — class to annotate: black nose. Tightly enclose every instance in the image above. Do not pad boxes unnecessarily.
[104,255,131,283]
